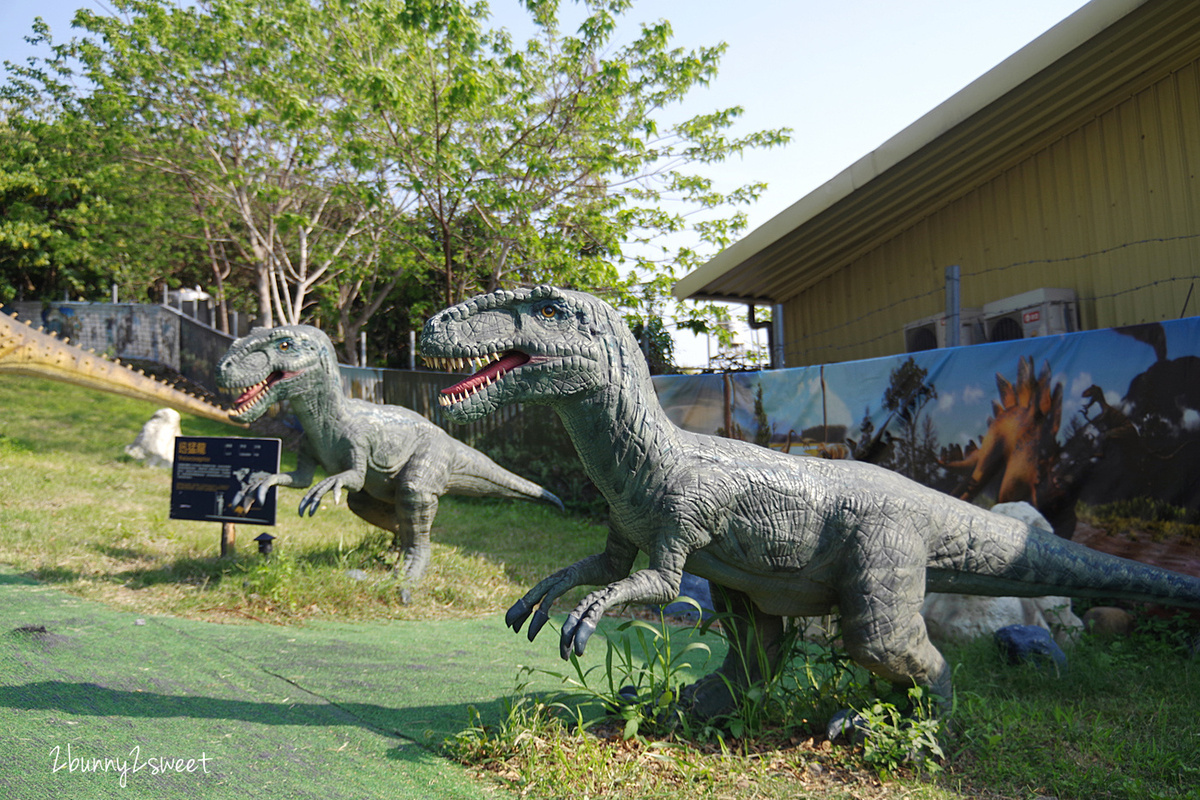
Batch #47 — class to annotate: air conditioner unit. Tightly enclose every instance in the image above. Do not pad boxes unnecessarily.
[982,288,1078,342]
[903,309,983,353]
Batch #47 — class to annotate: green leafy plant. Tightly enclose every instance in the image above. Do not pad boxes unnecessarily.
[855,685,945,778]
[530,600,714,740]
[697,613,882,742]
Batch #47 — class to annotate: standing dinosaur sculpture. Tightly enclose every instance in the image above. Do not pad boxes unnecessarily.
[216,325,562,598]
[0,306,236,424]
[420,286,1200,716]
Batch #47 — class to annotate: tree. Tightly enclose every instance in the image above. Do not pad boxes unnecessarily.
[629,314,674,374]
[0,23,208,309]
[880,357,939,482]
[6,0,790,363]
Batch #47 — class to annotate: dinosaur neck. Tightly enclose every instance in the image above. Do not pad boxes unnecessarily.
[286,366,348,434]
[554,339,679,503]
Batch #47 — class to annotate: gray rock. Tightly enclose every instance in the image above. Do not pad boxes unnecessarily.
[660,572,713,619]
[994,624,1067,671]
[827,709,867,744]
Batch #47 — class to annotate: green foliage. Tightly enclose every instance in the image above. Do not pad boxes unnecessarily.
[0,116,113,302]
[628,315,676,374]
[475,407,607,518]
[3,0,790,358]
[856,686,945,779]
[533,602,714,740]
[700,616,882,743]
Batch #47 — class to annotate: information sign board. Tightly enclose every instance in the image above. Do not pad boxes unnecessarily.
[170,436,281,525]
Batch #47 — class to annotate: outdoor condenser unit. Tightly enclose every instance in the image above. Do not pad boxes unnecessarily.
[903,309,983,352]
[982,288,1078,342]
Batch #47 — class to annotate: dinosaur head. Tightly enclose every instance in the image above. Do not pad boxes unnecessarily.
[216,325,338,422]
[420,285,639,422]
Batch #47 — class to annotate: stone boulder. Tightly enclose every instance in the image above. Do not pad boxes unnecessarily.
[995,624,1068,670]
[1082,606,1135,638]
[124,407,181,468]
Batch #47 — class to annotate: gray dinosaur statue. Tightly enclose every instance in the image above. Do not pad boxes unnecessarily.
[216,325,562,597]
[420,285,1200,716]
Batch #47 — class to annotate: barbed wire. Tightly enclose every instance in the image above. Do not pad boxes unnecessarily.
[786,231,1200,359]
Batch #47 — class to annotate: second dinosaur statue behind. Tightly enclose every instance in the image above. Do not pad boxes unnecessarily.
[216,325,562,599]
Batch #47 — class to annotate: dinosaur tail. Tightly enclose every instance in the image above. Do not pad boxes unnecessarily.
[1,307,239,426]
[449,449,564,511]
[928,520,1200,609]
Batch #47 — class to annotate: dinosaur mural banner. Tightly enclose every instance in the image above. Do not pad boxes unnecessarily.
[653,318,1200,571]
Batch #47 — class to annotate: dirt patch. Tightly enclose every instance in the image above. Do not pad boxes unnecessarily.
[1072,522,1200,579]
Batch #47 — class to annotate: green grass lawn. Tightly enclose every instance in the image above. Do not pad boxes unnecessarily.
[2,373,1199,800]
[0,374,611,623]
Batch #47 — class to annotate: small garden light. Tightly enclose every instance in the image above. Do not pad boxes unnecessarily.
[253,532,276,557]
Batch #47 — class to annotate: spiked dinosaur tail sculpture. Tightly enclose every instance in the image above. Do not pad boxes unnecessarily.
[420,286,1200,717]
[0,306,237,425]
[216,325,563,600]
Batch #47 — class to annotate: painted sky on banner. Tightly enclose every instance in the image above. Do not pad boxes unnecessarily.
[654,319,1199,452]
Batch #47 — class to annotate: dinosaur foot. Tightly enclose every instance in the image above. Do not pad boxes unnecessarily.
[384,567,413,604]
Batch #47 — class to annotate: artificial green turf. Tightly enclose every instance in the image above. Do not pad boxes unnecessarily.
[0,566,724,799]
[0,569,482,799]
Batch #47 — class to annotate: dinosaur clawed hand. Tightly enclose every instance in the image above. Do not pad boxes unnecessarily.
[298,475,348,516]
[232,473,283,510]
[559,610,598,660]
[505,597,534,631]
[506,585,602,657]
[505,597,554,643]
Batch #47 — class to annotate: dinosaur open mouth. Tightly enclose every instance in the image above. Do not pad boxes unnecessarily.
[232,370,297,414]
[431,350,530,406]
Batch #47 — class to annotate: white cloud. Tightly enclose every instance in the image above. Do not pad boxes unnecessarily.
[1069,372,1094,398]
[962,384,985,404]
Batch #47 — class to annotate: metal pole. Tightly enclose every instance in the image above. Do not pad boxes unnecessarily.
[944,265,961,348]
[409,330,416,370]
[772,304,785,369]
[360,331,367,367]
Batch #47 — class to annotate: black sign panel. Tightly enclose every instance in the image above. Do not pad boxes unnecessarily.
[170,436,281,525]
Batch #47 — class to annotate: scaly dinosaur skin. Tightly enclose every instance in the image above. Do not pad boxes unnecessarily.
[420,286,1200,715]
[0,306,237,425]
[216,325,563,597]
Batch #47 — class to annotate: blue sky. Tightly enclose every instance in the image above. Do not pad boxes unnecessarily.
[2,0,1093,365]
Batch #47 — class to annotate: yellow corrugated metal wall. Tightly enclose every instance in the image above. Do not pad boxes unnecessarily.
[784,55,1200,366]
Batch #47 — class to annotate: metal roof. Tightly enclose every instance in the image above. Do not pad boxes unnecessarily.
[674,0,1200,305]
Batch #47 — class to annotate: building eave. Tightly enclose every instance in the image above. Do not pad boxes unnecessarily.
[675,0,1198,304]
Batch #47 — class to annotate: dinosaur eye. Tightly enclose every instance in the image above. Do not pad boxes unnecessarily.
[540,305,557,319]
[277,340,292,351]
